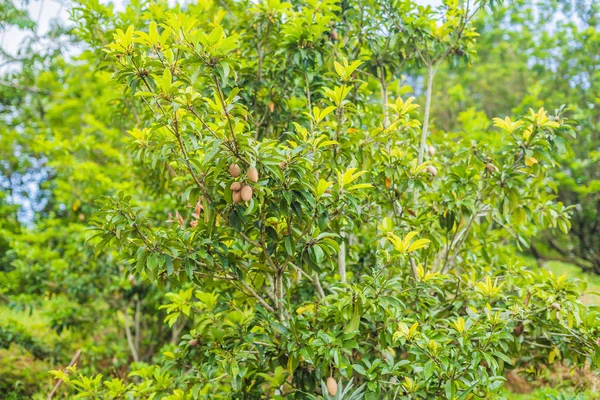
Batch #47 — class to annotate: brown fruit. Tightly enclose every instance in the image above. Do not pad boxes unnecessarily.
[128,274,137,286]
[232,190,242,204]
[426,165,437,177]
[268,101,275,113]
[331,30,339,41]
[188,339,199,347]
[326,377,338,396]
[427,145,436,157]
[241,185,253,202]
[485,163,498,173]
[513,323,523,337]
[247,167,259,183]
[230,182,242,192]
[228,163,241,177]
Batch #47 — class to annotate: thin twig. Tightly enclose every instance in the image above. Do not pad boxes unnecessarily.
[192,261,276,313]
[47,349,82,400]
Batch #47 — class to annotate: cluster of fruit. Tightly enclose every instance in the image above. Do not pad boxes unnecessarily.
[228,163,259,203]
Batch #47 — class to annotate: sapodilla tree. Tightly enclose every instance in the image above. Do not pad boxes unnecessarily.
[51,0,600,398]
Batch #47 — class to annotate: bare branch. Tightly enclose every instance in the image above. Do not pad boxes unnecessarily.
[47,349,82,400]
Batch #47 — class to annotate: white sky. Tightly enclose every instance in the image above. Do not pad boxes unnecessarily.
[1,0,441,57]
[1,0,68,56]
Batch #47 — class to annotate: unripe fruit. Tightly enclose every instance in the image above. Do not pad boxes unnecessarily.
[232,190,242,204]
[228,163,241,177]
[426,165,437,177]
[241,185,253,202]
[326,377,338,396]
[247,167,259,183]
[230,182,241,192]
[188,339,199,347]
[427,145,436,157]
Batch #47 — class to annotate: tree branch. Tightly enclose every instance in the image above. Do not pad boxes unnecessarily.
[192,262,276,313]
[47,349,82,400]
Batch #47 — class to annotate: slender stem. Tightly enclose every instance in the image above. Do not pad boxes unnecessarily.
[338,234,347,283]
[418,65,436,165]
[193,263,276,313]
[123,305,140,362]
[133,67,209,199]
[442,217,475,274]
[187,106,249,165]
[212,73,240,153]
[415,64,437,205]
[47,349,82,400]
[132,222,152,248]
[409,256,419,280]
[380,66,389,127]
[237,280,275,313]
[265,276,278,302]
[238,231,279,272]
[0,81,52,95]
[313,272,325,299]
[276,268,285,319]
[134,298,141,355]
[304,71,313,131]
[172,112,210,199]
[171,320,184,344]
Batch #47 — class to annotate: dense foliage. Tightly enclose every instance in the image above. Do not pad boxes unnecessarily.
[429,0,600,274]
[0,0,599,399]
